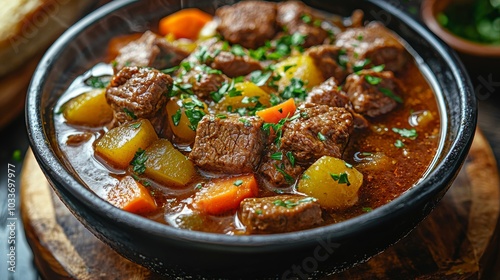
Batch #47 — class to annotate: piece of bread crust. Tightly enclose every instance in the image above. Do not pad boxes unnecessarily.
[0,0,98,77]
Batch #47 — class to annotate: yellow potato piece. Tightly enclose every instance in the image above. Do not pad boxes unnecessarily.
[166,97,197,143]
[275,54,324,91]
[95,119,158,169]
[215,81,271,111]
[63,88,113,127]
[144,139,196,187]
[298,156,363,209]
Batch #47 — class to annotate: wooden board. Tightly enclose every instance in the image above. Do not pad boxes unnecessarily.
[20,129,500,279]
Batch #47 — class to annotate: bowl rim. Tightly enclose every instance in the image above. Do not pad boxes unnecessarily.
[26,0,477,247]
[421,0,500,57]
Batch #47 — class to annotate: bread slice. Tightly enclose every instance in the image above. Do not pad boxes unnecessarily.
[0,0,99,77]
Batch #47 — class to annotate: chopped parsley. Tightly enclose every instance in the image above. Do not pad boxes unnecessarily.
[364,75,382,85]
[362,207,373,212]
[194,183,203,190]
[286,151,295,167]
[161,65,180,74]
[372,64,385,72]
[184,108,205,131]
[231,44,246,56]
[85,75,110,88]
[271,152,283,160]
[353,59,371,73]
[216,114,227,119]
[330,172,351,186]
[255,209,263,215]
[394,139,405,148]
[274,164,295,184]
[317,132,327,141]
[172,109,182,126]
[302,174,311,180]
[301,14,312,24]
[194,45,214,63]
[281,78,307,100]
[249,70,272,86]
[239,118,252,127]
[123,108,137,119]
[210,80,242,103]
[379,87,403,103]
[345,162,353,169]
[273,197,317,208]
[130,122,142,129]
[392,127,418,139]
[233,179,243,186]
[130,148,148,175]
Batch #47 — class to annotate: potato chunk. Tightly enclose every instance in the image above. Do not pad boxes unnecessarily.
[297,156,363,209]
[144,139,196,187]
[275,54,324,91]
[215,81,271,112]
[63,89,113,126]
[95,119,158,169]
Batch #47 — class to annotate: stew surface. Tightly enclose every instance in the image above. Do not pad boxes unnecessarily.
[54,1,441,235]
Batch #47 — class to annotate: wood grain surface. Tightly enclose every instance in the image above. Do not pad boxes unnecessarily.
[20,129,500,279]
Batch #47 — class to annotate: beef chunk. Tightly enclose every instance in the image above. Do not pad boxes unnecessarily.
[114,31,189,71]
[181,66,229,100]
[335,22,407,72]
[216,1,278,49]
[306,77,350,108]
[211,51,262,78]
[344,70,403,118]
[189,115,265,174]
[276,1,329,47]
[280,103,354,164]
[239,195,323,234]
[106,67,173,127]
[258,146,305,188]
[259,104,354,187]
[186,39,263,78]
[307,78,368,128]
[305,45,348,83]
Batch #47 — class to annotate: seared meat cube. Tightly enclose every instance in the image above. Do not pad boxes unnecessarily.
[181,66,229,100]
[335,22,407,72]
[258,146,305,188]
[211,51,262,78]
[306,77,350,108]
[113,31,189,71]
[189,115,266,174]
[239,195,323,234]
[106,67,172,129]
[276,1,329,47]
[259,104,354,187]
[344,70,403,117]
[280,103,354,164]
[307,78,368,128]
[186,39,263,78]
[305,45,348,83]
[216,1,278,49]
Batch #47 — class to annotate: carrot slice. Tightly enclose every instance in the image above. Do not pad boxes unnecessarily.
[256,98,296,124]
[107,176,157,214]
[159,8,213,40]
[193,174,258,215]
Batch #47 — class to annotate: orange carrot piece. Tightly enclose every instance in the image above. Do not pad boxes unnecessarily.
[159,8,213,40]
[256,98,296,124]
[194,174,259,215]
[107,176,157,215]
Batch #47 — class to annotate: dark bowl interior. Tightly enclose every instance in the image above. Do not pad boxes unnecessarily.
[26,0,477,278]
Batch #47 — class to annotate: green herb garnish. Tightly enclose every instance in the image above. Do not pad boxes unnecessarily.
[130,148,148,174]
[392,127,418,139]
[330,172,351,186]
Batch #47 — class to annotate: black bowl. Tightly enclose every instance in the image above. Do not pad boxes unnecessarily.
[26,0,477,278]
